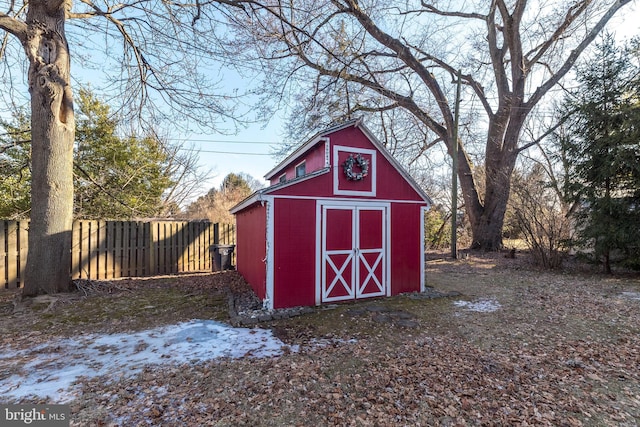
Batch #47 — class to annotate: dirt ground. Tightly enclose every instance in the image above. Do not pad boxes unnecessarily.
[1,251,640,426]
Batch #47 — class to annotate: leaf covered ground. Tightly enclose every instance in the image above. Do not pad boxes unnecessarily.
[1,252,639,426]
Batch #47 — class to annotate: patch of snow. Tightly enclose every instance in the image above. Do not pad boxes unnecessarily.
[621,291,640,301]
[0,320,296,404]
[453,299,501,313]
[307,338,358,348]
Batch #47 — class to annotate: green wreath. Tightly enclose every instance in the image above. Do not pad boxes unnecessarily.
[342,153,369,181]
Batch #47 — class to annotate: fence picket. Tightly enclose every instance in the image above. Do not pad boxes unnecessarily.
[105,221,114,279]
[165,222,174,274]
[0,221,6,289]
[162,221,174,275]
[148,222,156,276]
[97,221,108,280]
[71,220,81,279]
[18,222,28,286]
[124,221,131,277]
[136,222,146,276]
[188,222,196,271]
[153,222,162,275]
[6,222,18,288]
[176,222,183,273]
[81,221,92,279]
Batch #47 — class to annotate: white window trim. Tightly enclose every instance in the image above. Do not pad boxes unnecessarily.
[333,145,377,197]
[295,160,306,178]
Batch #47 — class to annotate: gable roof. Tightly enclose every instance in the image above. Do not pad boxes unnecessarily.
[231,118,432,214]
[230,167,331,214]
[264,119,360,180]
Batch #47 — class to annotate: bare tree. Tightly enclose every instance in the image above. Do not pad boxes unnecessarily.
[0,0,243,296]
[510,163,573,269]
[158,142,214,217]
[182,172,263,223]
[226,0,633,250]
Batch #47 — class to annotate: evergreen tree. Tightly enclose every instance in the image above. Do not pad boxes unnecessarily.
[563,35,640,272]
[74,89,174,219]
[220,173,253,195]
[0,113,31,218]
[0,90,177,220]
[184,172,262,223]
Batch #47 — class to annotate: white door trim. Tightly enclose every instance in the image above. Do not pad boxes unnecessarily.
[316,200,390,304]
[263,196,275,310]
[420,206,429,293]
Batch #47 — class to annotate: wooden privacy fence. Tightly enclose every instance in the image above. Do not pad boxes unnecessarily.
[1,220,235,290]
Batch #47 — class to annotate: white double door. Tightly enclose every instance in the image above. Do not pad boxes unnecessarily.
[318,201,389,303]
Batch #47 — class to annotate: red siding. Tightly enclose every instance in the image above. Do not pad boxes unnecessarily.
[272,198,317,308]
[332,127,425,201]
[268,127,424,202]
[269,141,327,185]
[235,203,267,300]
[269,171,333,197]
[390,203,423,295]
[330,127,371,150]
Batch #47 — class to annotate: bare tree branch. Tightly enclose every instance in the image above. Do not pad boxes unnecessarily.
[524,1,590,68]
[525,0,632,109]
[419,2,486,20]
[517,106,578,154]
[0,12,27,42]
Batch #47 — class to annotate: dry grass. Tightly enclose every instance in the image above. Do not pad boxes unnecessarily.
[1,253,640,426]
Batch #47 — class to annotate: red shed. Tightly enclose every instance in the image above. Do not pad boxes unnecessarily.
[230,119,431,309]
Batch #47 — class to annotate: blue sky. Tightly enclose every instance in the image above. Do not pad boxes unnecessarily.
[186,117,285,192]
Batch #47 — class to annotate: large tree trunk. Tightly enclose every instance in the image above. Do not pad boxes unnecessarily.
[456,151,515,251]
[459,104,525,251]
[22,0,75,297]
[468,164,513,250]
